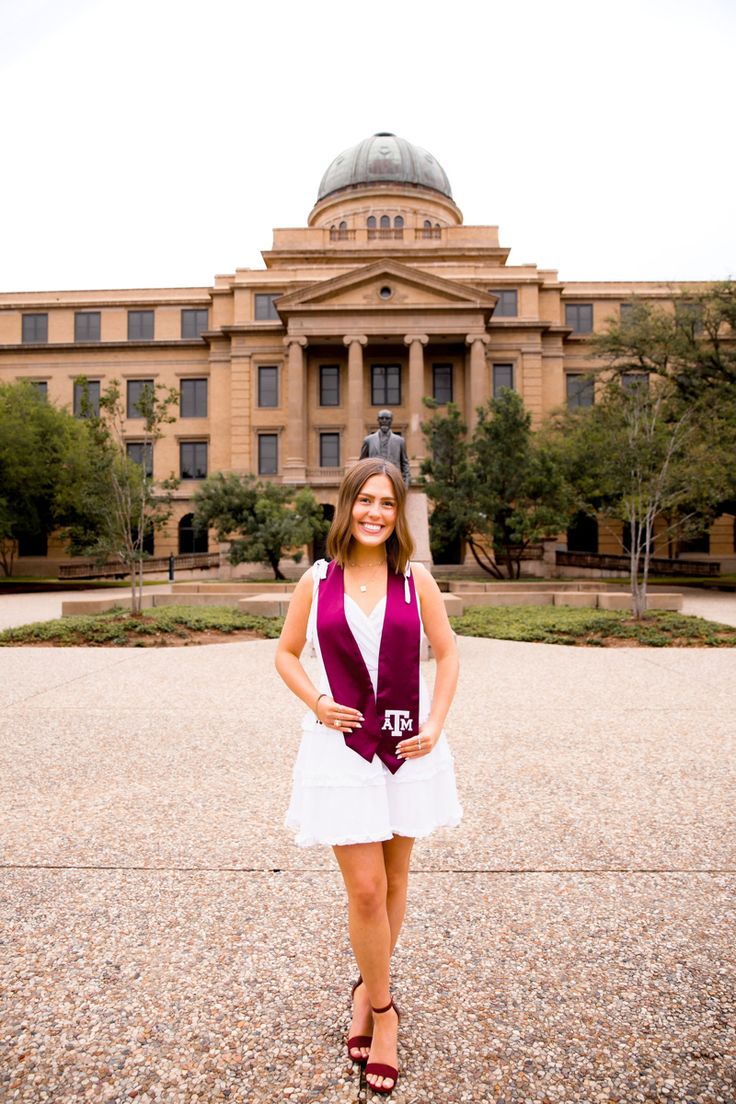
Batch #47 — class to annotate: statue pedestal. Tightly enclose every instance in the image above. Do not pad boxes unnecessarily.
[407,490,432,569]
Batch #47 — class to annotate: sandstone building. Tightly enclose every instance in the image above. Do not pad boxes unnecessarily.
[1,132,732,572]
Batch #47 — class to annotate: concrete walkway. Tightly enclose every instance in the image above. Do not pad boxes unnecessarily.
[1,628,734,1102]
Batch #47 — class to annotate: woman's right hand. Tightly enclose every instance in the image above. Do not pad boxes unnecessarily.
[316,696,364,732]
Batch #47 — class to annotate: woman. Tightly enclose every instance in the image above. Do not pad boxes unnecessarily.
[275,458,462,1095]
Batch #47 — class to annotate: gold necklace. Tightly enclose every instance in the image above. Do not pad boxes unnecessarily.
[348,558,387,593]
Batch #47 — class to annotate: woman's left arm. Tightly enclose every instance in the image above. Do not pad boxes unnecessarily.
[396,563,459,760]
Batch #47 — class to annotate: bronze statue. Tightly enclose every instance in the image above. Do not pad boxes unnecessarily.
[360,409,411,486]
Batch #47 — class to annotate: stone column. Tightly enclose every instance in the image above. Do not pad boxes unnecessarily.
[466,334,490,432]
[404,333,428,478]
[283,336,307,483]
[343,334,367,468]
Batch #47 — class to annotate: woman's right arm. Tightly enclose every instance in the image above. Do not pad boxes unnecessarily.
[274,569,322,713]
[275,569,363,732]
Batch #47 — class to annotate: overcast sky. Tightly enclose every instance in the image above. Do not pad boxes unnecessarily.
[1,0,734,293]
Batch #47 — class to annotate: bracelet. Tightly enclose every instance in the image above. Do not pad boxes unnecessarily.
[314,692,327,716]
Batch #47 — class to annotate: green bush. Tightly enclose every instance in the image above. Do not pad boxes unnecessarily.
[0,605,284,646]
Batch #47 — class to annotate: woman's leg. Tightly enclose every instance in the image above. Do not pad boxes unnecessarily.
[334,837,413,1091]
[382,834,415,953]
[333,841,392,1003]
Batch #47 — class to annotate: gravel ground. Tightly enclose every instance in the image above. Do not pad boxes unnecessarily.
[1,634,735,1103]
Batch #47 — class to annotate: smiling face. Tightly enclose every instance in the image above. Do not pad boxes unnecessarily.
[350,473,397,553]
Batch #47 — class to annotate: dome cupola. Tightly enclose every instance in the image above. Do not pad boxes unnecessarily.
[317,132,452,202]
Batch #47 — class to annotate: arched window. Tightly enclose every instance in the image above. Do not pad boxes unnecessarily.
[132,524,154,556]
[424,219,432,228]
[339,220,347,229]
[394,216,404,228]
[380,215,390,229]
[367,216,376,229]
[178,513,208,555]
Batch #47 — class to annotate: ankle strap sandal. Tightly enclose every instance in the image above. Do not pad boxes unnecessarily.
[347,976,372,1066]
[365,997,400,1096]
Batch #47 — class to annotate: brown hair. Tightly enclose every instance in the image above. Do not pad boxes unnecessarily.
[326,458,414,574]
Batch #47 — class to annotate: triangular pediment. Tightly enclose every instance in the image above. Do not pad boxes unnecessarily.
[274,260,497,315]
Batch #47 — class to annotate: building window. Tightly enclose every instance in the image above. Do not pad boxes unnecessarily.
[620,302,633,320]
[622,372,649,392]
[258,433,278,475]
[17,531,48,557]
[367,216,376,229]
[132,524,155,556]
[255,294,280,321]
[493,363,514,396]
[178,513,208,554]
[73,379,100,417]
[22,313,48,343]
[320,432,340,468]
[75,311,101,342]
[432,363,453,404]
[490,289,518,317]
[30,381,48,400]
[258,366,278,407]
[320,365,339,406]
[371,364,401,405]
[180,441,208,480]
[127,379,154,418]
[567,512,599,554]
[394,216,404,229]
[128,310,154,340]
[675,300,704,335]
[565,303,593,334]
[180,378,208,418]
[181,308,208,338]
[380,215,390,229]
[566,373,594,408]
[126,441,153,478]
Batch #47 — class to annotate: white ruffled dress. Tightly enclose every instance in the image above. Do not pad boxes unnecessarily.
[285,560,463,847]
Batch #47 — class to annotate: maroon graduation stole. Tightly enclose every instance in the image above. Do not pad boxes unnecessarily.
[316,560,421,774]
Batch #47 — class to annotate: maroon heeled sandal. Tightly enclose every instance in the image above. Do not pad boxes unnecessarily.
[365,997,400,1096]
[346,976,372,1065]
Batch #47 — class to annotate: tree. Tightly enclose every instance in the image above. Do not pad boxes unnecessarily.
[0,380,84,576]
[417,401,477,566]
[61,378,179,613]
[551,377,734,618]
[192,473,328,580]
[421,391,572,578]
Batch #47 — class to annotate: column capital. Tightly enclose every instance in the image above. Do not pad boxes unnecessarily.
[342,334,367,347]
[465,333,490,347]
[283,335,308,349]
[403,333,429,347]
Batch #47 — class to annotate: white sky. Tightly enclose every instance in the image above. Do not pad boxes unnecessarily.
[1,0,734,292]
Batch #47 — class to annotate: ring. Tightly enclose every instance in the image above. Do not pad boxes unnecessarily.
[418,738,423,750]
[334,720,340,728]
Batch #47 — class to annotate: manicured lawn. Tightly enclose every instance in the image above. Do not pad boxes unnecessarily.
[450,605,736,647]
[1,602,735,648]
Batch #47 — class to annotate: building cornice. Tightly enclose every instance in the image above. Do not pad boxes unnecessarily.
[0,339,209,352]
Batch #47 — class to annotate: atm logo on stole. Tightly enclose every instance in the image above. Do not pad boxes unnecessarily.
[382,709,413,736]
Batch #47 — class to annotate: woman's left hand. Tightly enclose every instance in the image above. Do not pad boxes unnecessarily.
[396,721,442,760]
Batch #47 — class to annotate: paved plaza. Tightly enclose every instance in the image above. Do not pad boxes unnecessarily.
[1,596,735,1102]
